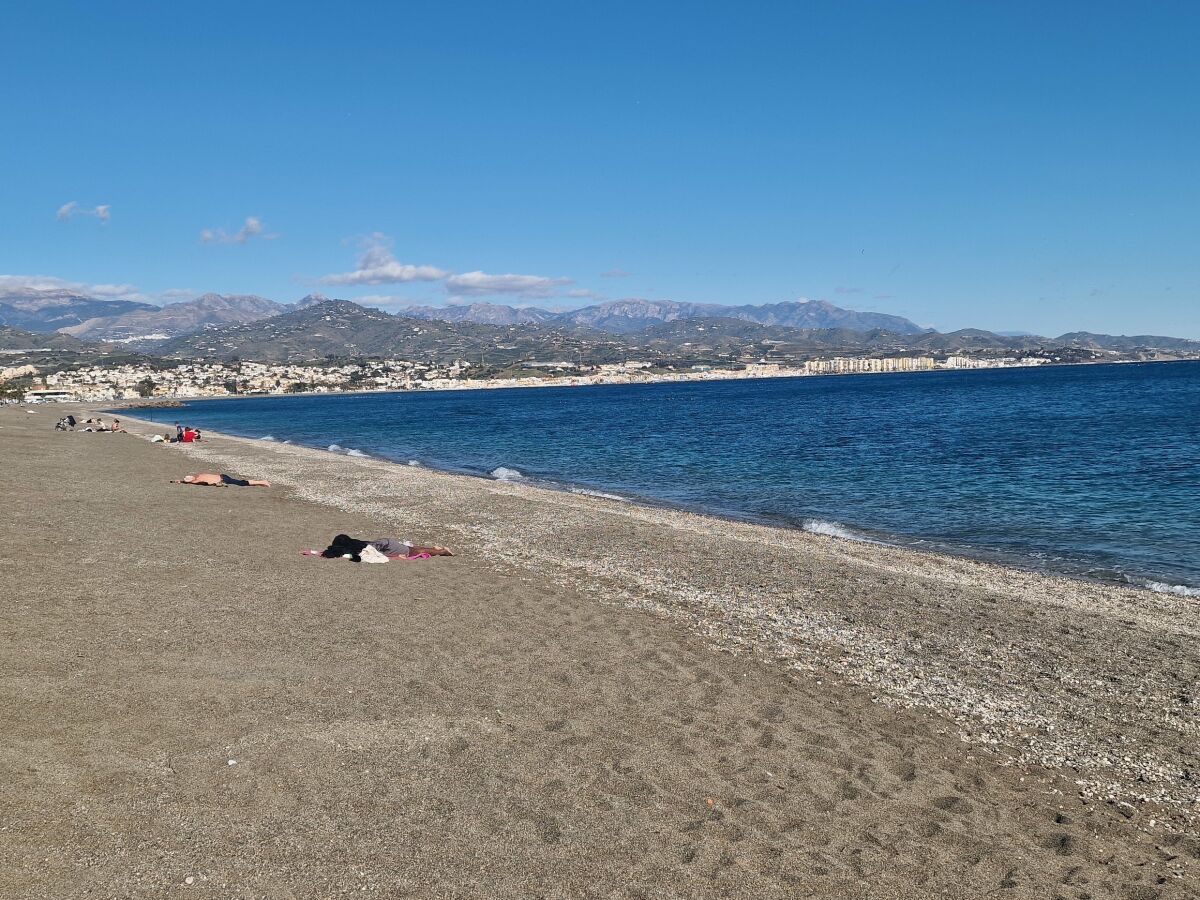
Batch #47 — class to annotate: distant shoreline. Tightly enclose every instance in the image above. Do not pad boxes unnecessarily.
[102,355,1196,407]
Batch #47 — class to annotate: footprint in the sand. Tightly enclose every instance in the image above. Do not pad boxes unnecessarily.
[931,794,973,814]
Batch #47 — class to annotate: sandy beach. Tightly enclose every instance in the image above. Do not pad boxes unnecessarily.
[1,404,1197,899]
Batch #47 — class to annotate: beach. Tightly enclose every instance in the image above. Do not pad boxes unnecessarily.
[1,405,1197,898]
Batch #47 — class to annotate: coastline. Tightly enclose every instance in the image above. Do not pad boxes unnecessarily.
[4,403,1198,897]
[41,355,1200,408]
[116,373,1200,601]
[115,409,1200,814]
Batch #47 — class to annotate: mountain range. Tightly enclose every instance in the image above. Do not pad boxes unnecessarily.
[396,298,929,335]
[149,299,1200,366]
[0,289,330,342]
[0,290,157,332]
[2,288,1197,365]
[155,300,628,365]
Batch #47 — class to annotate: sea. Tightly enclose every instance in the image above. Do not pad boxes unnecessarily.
[131,361,1200,597]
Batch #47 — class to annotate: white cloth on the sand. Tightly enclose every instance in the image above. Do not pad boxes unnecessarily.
[149,434,165,442]
[359,545,390,564]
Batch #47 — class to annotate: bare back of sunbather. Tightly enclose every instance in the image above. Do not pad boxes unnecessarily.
[173,473,271,487]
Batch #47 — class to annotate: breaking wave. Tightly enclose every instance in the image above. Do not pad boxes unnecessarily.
[1143,580,1200,598]
[327,443,343,452]
[490,466,525,482]
[260,435,277,442]
[346,448,368,457]
[802,518,869,542]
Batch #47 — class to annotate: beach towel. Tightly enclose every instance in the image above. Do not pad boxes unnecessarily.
[301,549,432,560]
[360,545,390,564]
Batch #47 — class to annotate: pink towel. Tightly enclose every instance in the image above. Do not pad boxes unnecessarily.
[300,549,432,560]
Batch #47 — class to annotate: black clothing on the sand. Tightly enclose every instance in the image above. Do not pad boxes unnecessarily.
[320,533,372,562]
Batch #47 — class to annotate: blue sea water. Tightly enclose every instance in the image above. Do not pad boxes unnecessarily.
[132,361,1200,595]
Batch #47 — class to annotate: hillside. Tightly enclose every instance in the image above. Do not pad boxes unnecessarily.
[154,300,622,365]
[61,293,285,342]
[398,297,929,335]
[0,325,91,352]
[0,290,157,332]
[149,299,1200,367]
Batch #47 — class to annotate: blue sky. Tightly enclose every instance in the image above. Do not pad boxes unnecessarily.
[2,1,1197,336]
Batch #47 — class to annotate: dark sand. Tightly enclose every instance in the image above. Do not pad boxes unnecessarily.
[1,405,1197,899]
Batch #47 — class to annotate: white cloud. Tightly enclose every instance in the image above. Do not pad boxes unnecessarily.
[201,216,278,245]
[444,271,573,298]
[319,233,448,286]
[57,201,111,224]
[317,233,584,300]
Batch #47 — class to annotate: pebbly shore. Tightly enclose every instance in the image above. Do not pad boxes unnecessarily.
[2,403,1197,898]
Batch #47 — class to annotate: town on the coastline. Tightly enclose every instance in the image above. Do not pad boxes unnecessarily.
[14,353,1051,402]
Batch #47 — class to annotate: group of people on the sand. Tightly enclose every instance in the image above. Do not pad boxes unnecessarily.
[148,423,205,443]
[55,409,456,564]
[167,478,454,560]
[56,415,126,432]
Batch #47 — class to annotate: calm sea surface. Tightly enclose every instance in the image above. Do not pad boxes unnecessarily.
[133,361,1200,595]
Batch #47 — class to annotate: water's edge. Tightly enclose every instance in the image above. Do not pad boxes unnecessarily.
[115,407,1199,601]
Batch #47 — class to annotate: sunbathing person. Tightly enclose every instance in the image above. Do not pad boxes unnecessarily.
[172,473,271,487]
[305,533,453,562]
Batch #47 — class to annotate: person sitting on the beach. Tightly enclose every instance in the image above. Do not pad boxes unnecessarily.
[110,419,126,433]
[171,473,271,487]
[180,428,199,442]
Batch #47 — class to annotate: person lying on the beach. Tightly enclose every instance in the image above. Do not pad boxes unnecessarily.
[171,473,271,487]
[304,533,453,562]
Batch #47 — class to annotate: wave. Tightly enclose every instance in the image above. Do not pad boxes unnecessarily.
[407,460,421,467]
[490,466,525,483]
[260,435,277,442]
[1143,580,1200,598]
[346,448,368,457]
[327,443,343,452]
[569,486,629,502]
[802,518,872,542]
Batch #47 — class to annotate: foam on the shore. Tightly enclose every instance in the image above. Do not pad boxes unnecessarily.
[1145,580,1200,598]
[569,486,630,502]
[326,442,369,458]
[490,466,525,482]
[802,518,870,542]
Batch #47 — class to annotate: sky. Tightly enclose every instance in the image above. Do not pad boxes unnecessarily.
[1,0,1197,337]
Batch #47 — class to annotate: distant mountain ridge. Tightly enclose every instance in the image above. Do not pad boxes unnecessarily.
[62,293,285,342]
[0,290,157,332]
[151,299,1200,365]
[399,298,929,335]
[3,287,1197,361]
[156,300,480,362]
